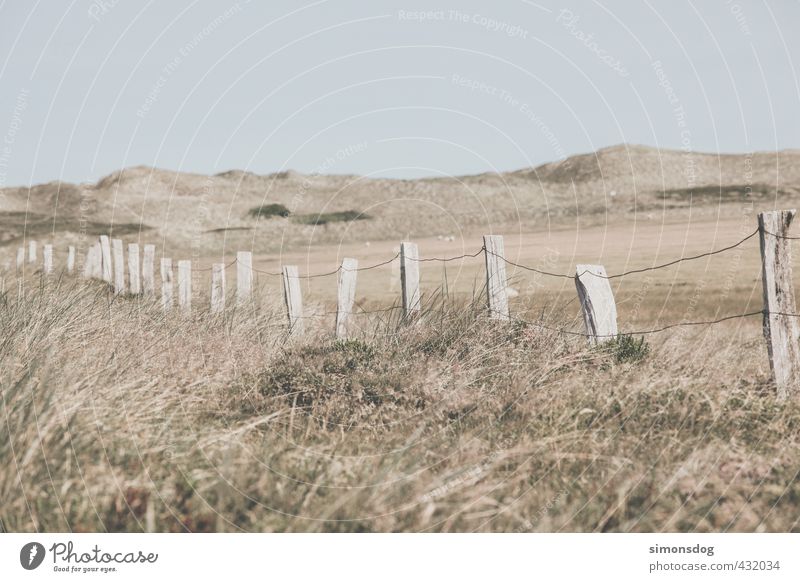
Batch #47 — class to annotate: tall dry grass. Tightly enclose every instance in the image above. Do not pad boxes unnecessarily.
[1,273,799,532]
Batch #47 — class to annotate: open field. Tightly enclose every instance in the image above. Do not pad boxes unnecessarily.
[2,202,800,533]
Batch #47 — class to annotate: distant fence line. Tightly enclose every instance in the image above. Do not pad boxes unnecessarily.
[7,210,800,400]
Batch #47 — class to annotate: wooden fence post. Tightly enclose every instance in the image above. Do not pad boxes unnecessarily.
[160,258,173,312]
[67,246,75,273]
[16,247,24,272]
[758,210,800,400]
[128,244,141,295]
[335,258,358,338]
[142,244,156,297]
[282,265,304,335]
[28,240,37,264]
[178,260,191,313]
[112,238,125,294]
[43,244,53,274]
[237,251,252,305]
[400,241,421,319]
[99,235,112,283]
[483,235,510,320]
[575,264,618,345]
[211,263,226,314]
[83,246,95,279]
[91,242,103,279]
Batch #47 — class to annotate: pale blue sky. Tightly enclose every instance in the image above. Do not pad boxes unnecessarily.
[0,0,798,187]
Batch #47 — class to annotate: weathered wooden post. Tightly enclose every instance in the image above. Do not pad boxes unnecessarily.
[160,258,173,312]
[91,242,103,279]
[99,235,112,283]
[400,241,421,319]
[112,238,125,294]
[128,243,141,295]
[575,264,618,345]
[43,244,54,274]
[15,247,24,272]
[142,244,156,297]
[66,246,75,273]
[282,265,304,335]
[758,210,800,400]
[211,263,226,314]
[335,258,358,338]
[483,235,510,320]
[237,251,252,305]
[83,245,95,279]
[28,240,37,264]
[178,260,191,313]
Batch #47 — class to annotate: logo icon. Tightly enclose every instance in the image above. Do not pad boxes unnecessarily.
[20,542,46,570]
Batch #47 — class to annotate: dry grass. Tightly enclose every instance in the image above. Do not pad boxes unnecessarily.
[1,272,799,533]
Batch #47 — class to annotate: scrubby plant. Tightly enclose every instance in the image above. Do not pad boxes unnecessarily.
[248,203,291,219]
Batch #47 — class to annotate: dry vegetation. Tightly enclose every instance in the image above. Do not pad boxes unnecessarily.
[1,272,799,533]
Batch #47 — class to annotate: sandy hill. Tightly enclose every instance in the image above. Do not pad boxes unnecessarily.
[1,144,799,255]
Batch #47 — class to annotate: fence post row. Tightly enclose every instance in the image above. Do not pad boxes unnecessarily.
[178,260,191,313]
[282,265,304,336]
[575,264,618,345]
[160,258,173,312]
[128,244,141,295]
[400,241,421,319]
[142,244,156,297]
[483,235,510,321]
[758,210,800,400]
[336,258,358,339]
[211,263,226,314]
[237,251,252,305]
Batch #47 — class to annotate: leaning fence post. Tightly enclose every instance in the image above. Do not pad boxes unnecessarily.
[282,265,304,335]
[178,260,191,313]
[112,238,125,294]
[237,251,252,305]
[99,235,112,283]
[335,258,358,338]
[575,264,618,345]
[211,263,226,314]
[43,244,53,275]
[483,235,510,320]
[758,210,800,400]
[142,244,156,297]
[28,240,37,264]
[400,241,421,319]
[160,258,173,312]
[128,244,141,295]
[66,246,75,273]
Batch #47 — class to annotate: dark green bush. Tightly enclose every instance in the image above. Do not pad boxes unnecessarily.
[248,203,291,219]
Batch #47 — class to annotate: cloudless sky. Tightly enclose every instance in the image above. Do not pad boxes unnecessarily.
[0,0,798,187]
